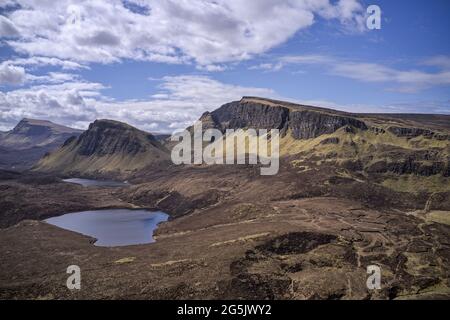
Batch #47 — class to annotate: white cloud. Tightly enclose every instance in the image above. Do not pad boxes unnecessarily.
[0,75,276,132]
[26,72,80,84]
[2,0,365,67]
[280,55,332,65]
[423,55,450,70]
[0,15,19,37]
[249,63,284,72]
[0,81,103,130]
[196,64,227,72]
[253,54,450,92]
[1,73,448,132]
[295,98,450,115]
[3,56,88,70]
[0,64,26,85]
[330,61,450,92]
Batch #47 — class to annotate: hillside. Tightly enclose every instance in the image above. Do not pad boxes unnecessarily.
[196,97,450,191]
[2,97,450,300]
[35,119,170,177]
[0,119,82,170]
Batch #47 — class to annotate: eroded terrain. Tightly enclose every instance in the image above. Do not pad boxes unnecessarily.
[1,160,449,300]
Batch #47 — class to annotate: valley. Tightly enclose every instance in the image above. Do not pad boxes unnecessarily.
[0,97,449,300]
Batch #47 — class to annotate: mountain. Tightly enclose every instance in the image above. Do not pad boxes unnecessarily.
[35,119,170,177]
[0,119,82,170]
[3,98,450,300]
[35,97,450,186]
[202,97,450,181]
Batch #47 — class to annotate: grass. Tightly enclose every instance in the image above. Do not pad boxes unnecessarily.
[381,175,450,194]
[114,257,136,264]
[426,211,450,226]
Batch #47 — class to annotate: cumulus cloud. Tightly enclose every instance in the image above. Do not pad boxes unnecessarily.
[0,64,26,85]
[0,75,276,132]
[0,81,103,130]
[2,74,447,132]
[2,0,365,67]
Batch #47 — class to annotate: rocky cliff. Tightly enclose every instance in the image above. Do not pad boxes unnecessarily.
[207,97,367,139]
[201,97,450,179]
[35,119,170,178]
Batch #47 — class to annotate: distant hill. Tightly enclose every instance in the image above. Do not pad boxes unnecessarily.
[0,119,82,170]
[35,119,170,178]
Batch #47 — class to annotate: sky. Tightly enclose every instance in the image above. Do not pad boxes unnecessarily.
[0,0,449,133]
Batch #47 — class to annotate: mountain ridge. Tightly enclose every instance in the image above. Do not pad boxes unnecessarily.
[0,118,82,170]
[33,97,450,182]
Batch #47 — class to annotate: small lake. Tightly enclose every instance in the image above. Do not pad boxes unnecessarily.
[45,209,169,247]
[63,178,129,187]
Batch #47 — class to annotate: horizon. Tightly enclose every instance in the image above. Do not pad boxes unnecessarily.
[6,94,450,135]
[1,0,450,133]
[5,95,450,135]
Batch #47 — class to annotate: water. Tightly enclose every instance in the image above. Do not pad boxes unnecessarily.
[45,209,169,247]
[63,178,129,187]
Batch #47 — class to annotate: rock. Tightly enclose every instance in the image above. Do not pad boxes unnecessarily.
[388,126,449,140]
[320,137,340,145]
[256,232,337,255]
[210,100,290,132]
[208,98,367,140]
[289,111,367,139]
[34,119,170,177]
[76,120,160,156]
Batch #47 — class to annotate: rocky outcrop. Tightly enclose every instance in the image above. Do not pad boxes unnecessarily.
[35,119,170,178]
[210,100,290,132]
[388,126,434,138]
[75,120,162,156]
[289,110,367,139]
[367,158,450,177]
[208,98,368,139]
[388,126,449,140]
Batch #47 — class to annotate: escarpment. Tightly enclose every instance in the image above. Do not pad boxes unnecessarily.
[35,119,170,178]
[208,97,368,139]
[75,120,163,156]
[203,97,450,180]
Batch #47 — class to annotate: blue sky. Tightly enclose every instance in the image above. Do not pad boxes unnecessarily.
[0,0,449,132]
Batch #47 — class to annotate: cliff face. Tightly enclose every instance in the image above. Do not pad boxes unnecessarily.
[201,97,450,179]
[210,101,290,132]
[208,98,367,139]
[35,119,170,178]
[388,126,449,140]
[289,110,367,139]
[75,120,161,156]
[32,97,450,181]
